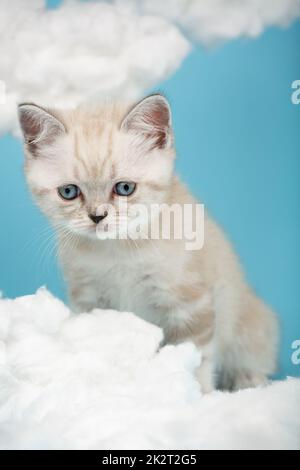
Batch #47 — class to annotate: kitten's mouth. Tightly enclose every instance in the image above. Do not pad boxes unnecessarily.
[70,219,133,240]
[73,224,114,240]
[68,224,98,238]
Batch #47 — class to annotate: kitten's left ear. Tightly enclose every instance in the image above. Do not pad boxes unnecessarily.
[121,94,172,150]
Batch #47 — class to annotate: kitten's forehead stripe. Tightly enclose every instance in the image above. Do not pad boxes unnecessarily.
[74,129,91,177]
[100,126,115,180]
[105,126,115,175]
[73,120,117,183]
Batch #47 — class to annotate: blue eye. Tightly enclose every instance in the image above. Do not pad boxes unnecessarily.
[114,182,136,197]
[58,184,81,201]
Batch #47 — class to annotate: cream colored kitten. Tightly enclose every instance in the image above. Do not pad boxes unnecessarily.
[18,95,278,393]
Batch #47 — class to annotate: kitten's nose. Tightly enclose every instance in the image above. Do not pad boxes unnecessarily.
[89,212,108,225]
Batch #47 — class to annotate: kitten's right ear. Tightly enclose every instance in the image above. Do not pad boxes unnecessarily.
[18,103,66,152]
[121,94,172,150]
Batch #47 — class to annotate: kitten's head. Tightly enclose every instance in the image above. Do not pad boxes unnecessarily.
[18,95,175,240]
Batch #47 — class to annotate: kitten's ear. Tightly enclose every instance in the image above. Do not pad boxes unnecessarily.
[121,94,172,150]
[18,103,66,152]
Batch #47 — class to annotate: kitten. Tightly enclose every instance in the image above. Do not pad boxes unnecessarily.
[18,95,278,393]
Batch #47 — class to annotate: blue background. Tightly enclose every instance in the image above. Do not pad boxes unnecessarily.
[0,0,299,379]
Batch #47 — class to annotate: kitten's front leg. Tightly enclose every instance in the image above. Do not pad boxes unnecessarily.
[165,309,216,394]
[69,282,101,313]
[195,341,216,394]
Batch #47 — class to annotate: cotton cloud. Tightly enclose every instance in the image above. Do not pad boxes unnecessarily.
[0,288,299,450]
[0,0,299,136]
[0,0,189,135]
[127,0,300,45]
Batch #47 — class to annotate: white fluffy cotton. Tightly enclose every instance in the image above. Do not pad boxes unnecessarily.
[0,0,190,135]
[0,288,299,450]
[130,0,300,44]
[1,0,300,135]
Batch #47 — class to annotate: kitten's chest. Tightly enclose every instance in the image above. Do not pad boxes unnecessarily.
[77,244,180,327]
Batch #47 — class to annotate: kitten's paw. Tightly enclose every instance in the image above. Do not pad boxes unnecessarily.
[231,372,269,391]
[195,362,215,394]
